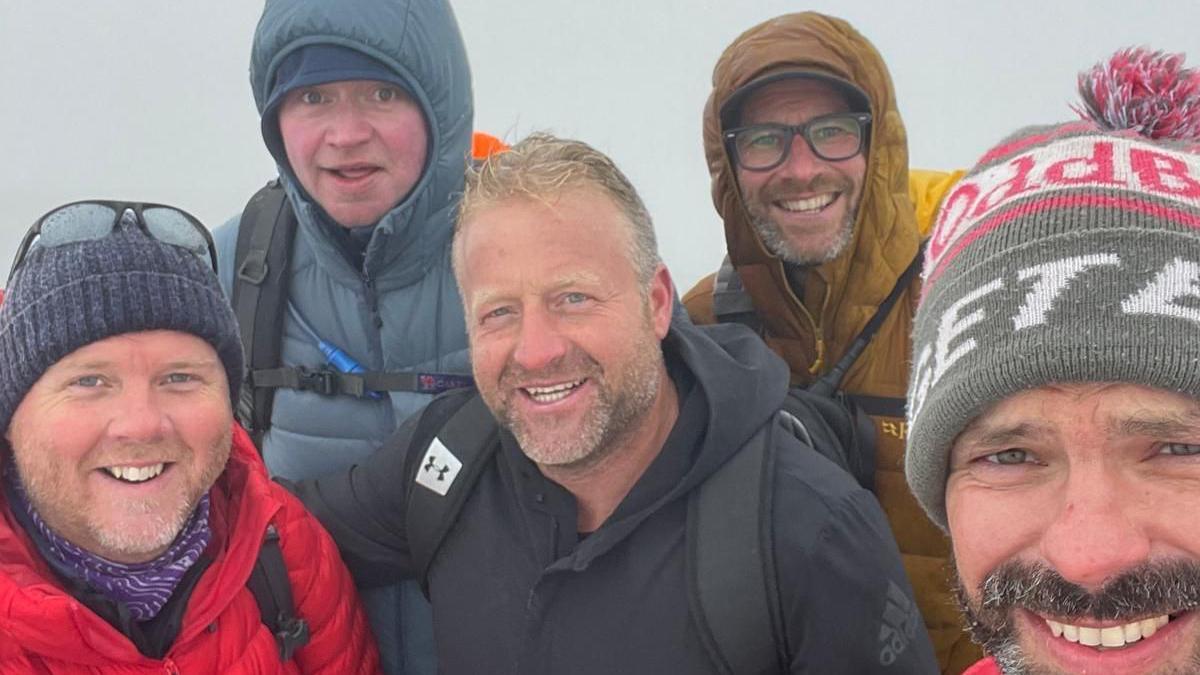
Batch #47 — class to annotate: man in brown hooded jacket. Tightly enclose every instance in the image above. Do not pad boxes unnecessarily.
[681,12,977,673]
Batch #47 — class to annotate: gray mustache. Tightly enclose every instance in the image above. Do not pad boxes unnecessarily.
[979,559,1200,622]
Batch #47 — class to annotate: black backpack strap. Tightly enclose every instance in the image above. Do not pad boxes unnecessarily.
[247,524,310,662]
[808,244,925,396]
[799,246,923,491]
[843,392,907,419]
[713,245,923,387]
[687,413,786,675]
[232,180,296,448]
[405,393,500,590]
[782,388,877,491]
[711,255,764,334]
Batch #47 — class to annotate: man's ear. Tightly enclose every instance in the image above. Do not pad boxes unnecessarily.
[647,263,675,340]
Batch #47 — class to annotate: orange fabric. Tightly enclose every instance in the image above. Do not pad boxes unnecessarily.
[0,425,380,674]
[681,12,976,674]
[471,132,509,161]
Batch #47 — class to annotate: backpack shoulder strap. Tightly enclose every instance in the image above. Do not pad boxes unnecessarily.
[687,413,787,675]
[246,524,310,662]
[405,392,500,589]
[809,243,925,396]
[231,181,296,447]
[781,387,877,491]
[711,255,764,334]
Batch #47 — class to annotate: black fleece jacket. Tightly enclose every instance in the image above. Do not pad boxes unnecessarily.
[292,319,936,674]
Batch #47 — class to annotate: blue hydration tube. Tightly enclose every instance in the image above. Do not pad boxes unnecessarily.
[287,303,384,400]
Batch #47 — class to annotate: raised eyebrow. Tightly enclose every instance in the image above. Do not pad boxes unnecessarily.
[57,359,116,373]
[1110,410,1200,439]
[956,421,1045,449]
[290,85,329,98]
[549,272,603,292]
[738,123,786,133]
[469,289,508,314]
[162,358,222,371]
[949,422,1045,467]
[469,273,605,311]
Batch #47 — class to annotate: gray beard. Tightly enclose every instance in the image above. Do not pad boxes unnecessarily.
[505,360,660,472]
[492,305,665,472]
[956,560,1200,675]
[750,206,856,267]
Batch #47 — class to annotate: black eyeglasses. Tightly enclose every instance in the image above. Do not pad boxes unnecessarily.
[8,200,217,285]
[724,112,872,171]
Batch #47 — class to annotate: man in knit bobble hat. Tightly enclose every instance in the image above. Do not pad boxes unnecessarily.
[905,49,1200,675]
[0,205,379,672]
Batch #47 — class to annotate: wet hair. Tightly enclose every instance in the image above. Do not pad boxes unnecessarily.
[455,132,661,286]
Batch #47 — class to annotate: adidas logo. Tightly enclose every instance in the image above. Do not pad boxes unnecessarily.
[878,580,921,666]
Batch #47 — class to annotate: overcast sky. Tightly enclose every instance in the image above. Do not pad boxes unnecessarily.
[2,1,1196,289]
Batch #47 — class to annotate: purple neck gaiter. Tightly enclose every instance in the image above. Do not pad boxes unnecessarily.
[5,466,212,621]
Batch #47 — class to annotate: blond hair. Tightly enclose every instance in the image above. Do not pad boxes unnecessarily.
[455,132,661,285]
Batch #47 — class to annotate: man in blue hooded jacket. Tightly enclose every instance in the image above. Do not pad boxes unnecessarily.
[213,1,475,673]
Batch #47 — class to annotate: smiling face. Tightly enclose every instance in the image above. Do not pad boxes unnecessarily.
[5,331,233,564]
[455,188,674,471]
[947,383,1200,674]
[278,79,428,228]
[734,78,867,266]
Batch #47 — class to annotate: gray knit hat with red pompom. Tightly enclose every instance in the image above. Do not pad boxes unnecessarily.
[906,48,1200,530]
[0,211,243,433]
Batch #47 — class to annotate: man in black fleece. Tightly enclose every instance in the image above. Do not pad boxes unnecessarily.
[292,132,935,674]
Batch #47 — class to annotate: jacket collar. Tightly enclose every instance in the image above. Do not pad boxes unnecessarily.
[505,319,789,570]
[0,426,280,662]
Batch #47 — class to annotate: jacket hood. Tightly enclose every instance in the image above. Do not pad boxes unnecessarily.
[669,318,790,483]
[704,12,920,379]
[574,317,790,559]
[0,426,279,662]
[250,0,473,284]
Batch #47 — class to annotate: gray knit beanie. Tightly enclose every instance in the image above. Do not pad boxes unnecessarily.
[906,48,1200,530]
[0,211,243,433]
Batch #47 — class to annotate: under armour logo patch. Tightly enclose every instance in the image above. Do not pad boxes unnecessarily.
[415,437,462,496]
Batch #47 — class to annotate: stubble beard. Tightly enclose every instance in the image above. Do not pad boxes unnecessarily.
[955,560,1200,675]
[13,430,231,562]
[751,209,855,267]
[745,173,858,267]
[493,318,663,472]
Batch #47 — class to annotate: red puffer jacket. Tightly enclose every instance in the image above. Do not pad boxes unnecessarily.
[0,424,380,674]
[963,657,1000,675]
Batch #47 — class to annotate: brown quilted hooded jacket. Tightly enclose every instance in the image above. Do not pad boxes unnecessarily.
[681,12,976,673]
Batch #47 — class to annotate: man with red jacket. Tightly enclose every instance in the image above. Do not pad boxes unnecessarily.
[0,201,379,673]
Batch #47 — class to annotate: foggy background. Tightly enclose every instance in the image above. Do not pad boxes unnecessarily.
[1,1,1196,290]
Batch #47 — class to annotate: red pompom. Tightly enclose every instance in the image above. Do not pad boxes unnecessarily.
[1074,47,1200,141]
